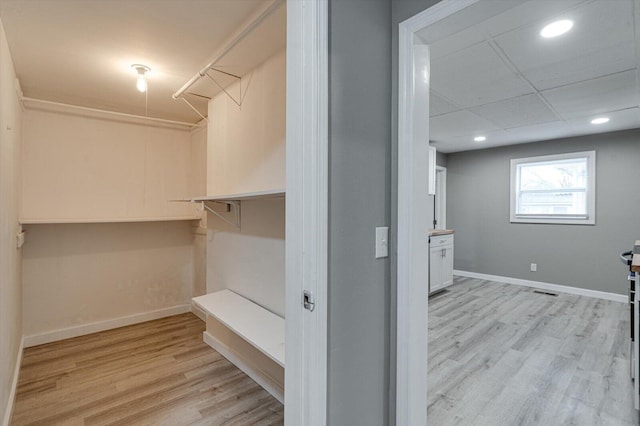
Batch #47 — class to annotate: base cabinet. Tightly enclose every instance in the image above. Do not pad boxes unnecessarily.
[429,234,454,293]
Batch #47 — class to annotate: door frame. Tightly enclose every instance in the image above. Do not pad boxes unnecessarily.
[396,0,479,424]
[435,166,447,229]
[285,0,328,425]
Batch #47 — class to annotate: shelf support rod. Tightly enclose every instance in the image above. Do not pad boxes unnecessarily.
[200,200,241,229]
[181,97,208,121]
[204,70,242,107]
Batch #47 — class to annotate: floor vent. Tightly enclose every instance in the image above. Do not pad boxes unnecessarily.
[533,290,558,297]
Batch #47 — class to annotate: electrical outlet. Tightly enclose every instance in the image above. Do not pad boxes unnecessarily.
[530,263,537,272]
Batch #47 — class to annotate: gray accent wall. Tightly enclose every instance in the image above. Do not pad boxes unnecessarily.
[447,129,640,295]
[328,0,392,423]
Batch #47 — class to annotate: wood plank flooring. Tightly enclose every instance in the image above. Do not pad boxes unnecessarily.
[12,278,638,425]
[429,277,639,425]
[11,313,283,426]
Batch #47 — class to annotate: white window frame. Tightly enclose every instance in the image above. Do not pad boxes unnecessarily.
[510,151,596,225]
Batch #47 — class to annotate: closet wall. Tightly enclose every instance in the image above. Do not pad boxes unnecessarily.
[0,19,23,424]
[205,49,285,316]
[21,107,202,344]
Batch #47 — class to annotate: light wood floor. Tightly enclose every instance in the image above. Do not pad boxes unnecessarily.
[11,313,283,426]
[429,276,639,425]
[12,278,638,425]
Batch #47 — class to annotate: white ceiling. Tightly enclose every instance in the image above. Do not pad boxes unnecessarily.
[0,0,286,124]
[418,0,640,153]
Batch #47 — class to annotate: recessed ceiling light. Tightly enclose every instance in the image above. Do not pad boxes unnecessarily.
[591,117,610,125]
[540,20,574,38]
[474,136,486,142]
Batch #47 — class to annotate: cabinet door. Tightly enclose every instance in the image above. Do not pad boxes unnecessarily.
[429,245,443,292]
[441,245,454,288]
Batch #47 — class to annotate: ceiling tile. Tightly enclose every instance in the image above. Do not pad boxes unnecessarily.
[494,0,635,90]
[430,93,460,117]
[416,0,519,45]
[541,70,638,120]
[469,94,560,129]
[480,0,591,38]
[429,110,500,141]
[431,42,533,108]
[566,107,640,134]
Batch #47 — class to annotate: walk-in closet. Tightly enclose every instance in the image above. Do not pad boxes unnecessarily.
[1,0,288,423]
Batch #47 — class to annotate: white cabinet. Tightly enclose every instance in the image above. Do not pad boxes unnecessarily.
[429,233,454,293]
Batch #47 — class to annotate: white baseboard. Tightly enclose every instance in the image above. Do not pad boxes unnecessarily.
[453,270,627,303]
[2,336,24,426]
[202,331,284,404]
[190,303,207,321]
[23,304,191,348]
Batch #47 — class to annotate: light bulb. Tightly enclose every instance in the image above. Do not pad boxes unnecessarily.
[131,64,150,93]
[136,75,147,93]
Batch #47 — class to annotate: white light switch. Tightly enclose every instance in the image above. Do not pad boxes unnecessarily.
[375,227,389,259]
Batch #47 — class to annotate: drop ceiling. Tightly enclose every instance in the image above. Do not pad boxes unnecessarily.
[0,0,286,124]
[418,0,640,153]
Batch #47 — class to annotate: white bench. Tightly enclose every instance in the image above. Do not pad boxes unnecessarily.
[192,290,285,401]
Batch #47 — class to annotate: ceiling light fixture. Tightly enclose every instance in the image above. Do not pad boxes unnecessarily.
[591,117,610,125]
[474,136,486,142]
[131,64,150,93]
[540,20,574,38]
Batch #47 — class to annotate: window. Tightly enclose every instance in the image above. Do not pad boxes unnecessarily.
[510,151,595,225]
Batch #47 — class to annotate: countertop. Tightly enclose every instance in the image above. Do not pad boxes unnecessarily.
[429,229,455,236]
[633,240,640,273]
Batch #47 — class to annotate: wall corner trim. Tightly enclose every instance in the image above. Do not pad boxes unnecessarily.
[453,270,627,303]
[23,304,191,348]
[2,336,24,426]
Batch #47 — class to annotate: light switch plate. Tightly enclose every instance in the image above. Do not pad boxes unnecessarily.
[375,227,389,259]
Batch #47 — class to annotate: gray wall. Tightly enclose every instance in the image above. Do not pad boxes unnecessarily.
[328,0,392,423]
[447,129,640,295]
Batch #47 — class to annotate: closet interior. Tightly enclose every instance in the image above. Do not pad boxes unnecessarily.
[13,0,287,409]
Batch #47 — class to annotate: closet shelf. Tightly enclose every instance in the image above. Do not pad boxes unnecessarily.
[19,216,202,225]
[191,189,285,203]
[191,189,285,229]
[192,289,285,367]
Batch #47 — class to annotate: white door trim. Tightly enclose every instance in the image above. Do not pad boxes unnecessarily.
[396,1,479,424]
[435,166,447,229]
[285,0,328,425]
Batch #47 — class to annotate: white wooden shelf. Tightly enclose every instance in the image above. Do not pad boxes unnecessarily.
[192,289,285,367]
[191,189,285,203]
[19,216,202,225]
[191,189,285,228]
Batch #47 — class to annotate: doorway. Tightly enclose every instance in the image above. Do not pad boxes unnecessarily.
[433,166,447,230]
[396,0,480,424]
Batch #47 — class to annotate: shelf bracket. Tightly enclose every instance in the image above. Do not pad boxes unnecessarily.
[201,200,241,229]
[204,68,242,107]
[180,95,208,122]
